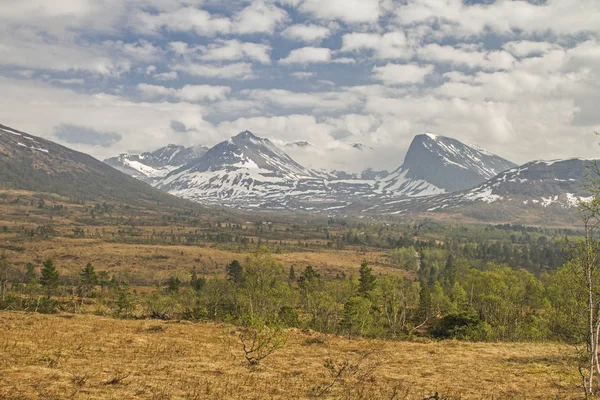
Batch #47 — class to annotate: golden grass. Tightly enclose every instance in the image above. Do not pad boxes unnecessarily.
[0,312,580,399]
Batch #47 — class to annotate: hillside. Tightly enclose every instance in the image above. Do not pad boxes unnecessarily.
[104,144,209,185]
[0,123,204,210]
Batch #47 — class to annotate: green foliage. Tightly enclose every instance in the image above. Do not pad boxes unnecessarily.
[238,316,287,367]
[78,263,98,298]
[40,258,59,296]
[340,296,373,337]
[389,247,418,270]
[115,284,135,317]
[278,306,299,327]
[226,260,243,284]
[432,312,489,341]
[358,260,376,298]
[165,276,181,294]
[190,268,206,292]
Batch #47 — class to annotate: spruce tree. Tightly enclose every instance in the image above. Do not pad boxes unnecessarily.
[166,276,181,293]
[40,258,59,296]
[226,260,243,283]
[190,268,206,291]
[358,260,376,297]
[78,263,98,297]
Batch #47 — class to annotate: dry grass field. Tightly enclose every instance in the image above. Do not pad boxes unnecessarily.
[0,312,581,400]
[0,190,406,283]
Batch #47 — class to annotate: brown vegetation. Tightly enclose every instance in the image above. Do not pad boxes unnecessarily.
[0,311,580,399]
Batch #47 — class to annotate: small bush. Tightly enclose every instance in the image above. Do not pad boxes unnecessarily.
[239,317,287,367]
[278,306,299,327]
[432,312,489,341]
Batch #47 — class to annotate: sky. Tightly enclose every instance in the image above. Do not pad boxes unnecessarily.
[1,0,599,173]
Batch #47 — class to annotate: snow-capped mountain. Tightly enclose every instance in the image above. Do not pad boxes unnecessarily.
[154,130,519,211]
[318,169,390,181]
[375,133,517,198]
[157,131,332,207]
[367,158,595,225]
[437,158,593,208]
[104,144,208,184]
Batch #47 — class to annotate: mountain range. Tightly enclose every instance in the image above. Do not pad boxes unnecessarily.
[0,121,594,225]
[100,129,593,224]
[104,144,209,185]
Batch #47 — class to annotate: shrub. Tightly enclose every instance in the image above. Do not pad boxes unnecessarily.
[432,312,489,341]
[238,316,287,367]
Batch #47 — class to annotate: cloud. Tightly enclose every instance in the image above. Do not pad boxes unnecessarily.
[279,47,331,65]
[298,0,382,24]
[243,88,361,112]
[0,38,133,76]
[171,62,255,79]
[394,0,600,38]
[153,71,178,81]
[341,32,412,60]
[502,41,562,58]
[54,124,122,148]
[372,63,435,85]
[135,7,231,36]
[233,1,288,34]
[282,24,332,43]
[0,76,221,158]
[198,40,272,64]
[418,44,516,71]
[137,83,231,102]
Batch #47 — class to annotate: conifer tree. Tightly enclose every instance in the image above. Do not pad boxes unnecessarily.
[358,260,376,297]
[226,260,243,284]
[78,262,98,298]
[190,267,206,291]
[40,258,59,296]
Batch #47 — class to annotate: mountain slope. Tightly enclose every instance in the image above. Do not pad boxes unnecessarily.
[158,131,329,207]
[104,144,208,184]
[0,123,201,209]
[369,158,594,224]
[376,133,516,197]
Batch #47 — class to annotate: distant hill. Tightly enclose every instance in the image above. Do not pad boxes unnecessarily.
[0,123,203,209]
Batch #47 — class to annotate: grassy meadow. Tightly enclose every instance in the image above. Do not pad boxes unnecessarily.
[0,311,580,400]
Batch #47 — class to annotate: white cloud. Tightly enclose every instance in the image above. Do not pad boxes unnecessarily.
[233,1,288,34]
[243,89,361,112]
[502,41,563,58]
[395,0,600,38]
[279,47,331,65]
[282,24,331,43]
[418,44,516,71]
[0,76,220,158]
[137,83,231,102]
[154,71,178,81]
[199,40,272,64]
[298,0,383,24]
[171,62,255,79]
[134,7,232,36]
[341,32,412,60]
[372,63,435,85]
